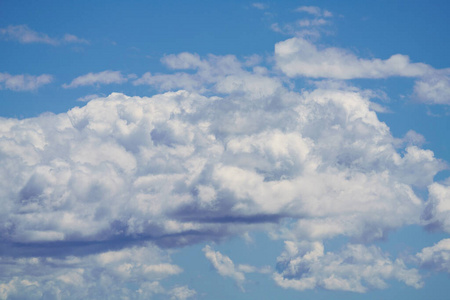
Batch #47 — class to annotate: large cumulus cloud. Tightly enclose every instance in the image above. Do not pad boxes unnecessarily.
[1,85,443,248]
[0,46,448,297]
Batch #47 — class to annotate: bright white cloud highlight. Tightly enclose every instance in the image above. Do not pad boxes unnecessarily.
[274,241,423,292]
[63,71,132,88]
[0,72,52,91]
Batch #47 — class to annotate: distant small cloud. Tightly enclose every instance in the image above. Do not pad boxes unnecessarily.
[295,6,332,18]
[203,245,245,286]
[0,25,88,46]
[63,33,89,45]
[76,93,103,102]
[0,72,52,91]
[63,71,133,88]
[270,7,333,37]
[169,286,197,300]
[252,3,268,10]
[413,71,450,105]
[203,245,271,290]
[298,18,328,27]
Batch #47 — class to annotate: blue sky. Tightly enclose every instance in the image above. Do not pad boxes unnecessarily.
[1,1,450,299]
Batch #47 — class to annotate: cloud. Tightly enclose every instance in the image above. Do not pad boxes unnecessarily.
[422,182,450,232]
[0,49,448,296]
[0,25,88,45]
[63,71,133,88]
[270,6,333,37]
[169,286,197,300]
[62,33,89,45]
[275,37,433,79]
[274,241,423,292]
[76,93,104,102]
[0,72,52,91]
[203,245,246,286]
[416,239,450,273]
[252,3,268,10]
[295,6,332,18]
[0,243,188,299]
[273,37,450,105]
[0,62,444,250]
[202,245,270,289]
[413,71,450,105]
[134,53,282,97]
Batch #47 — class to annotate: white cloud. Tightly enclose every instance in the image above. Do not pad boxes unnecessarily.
[252,3,268,10]
[0,49,448,296]
[0,243,187,299]
[295,6,332,18]
[298,18,328,27]
[63,71,132,88]
[422,182,450,232]
[274,241,423,292]
[0,72,52,91]
[0,69,444,248]
[169,286,197,300]
[203,245,246,285]
[270,6,332,36]
[413,71,450,104]
[275,37,433,79]
[202,245,270,289]
[0,24,88,45]
[134,53,282,98]
[416,239,450,273]
[77,93,104,102]
[63,33,89,44]
[0,24,58,45]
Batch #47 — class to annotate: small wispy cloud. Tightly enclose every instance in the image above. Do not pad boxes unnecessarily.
[62,33,89,45]
[0,72,53,91]
[63,71,134,88]
[0,25,88,46]
[270,6,333,37]
[295,6,332,18]
[252,3,268,10]
[76,93,103,102]
[203,245,271,290]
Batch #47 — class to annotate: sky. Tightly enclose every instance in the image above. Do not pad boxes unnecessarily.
[1,0,450,299]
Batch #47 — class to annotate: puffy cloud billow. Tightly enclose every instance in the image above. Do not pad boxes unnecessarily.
[274,241,422,292]
[0,43,449,297]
